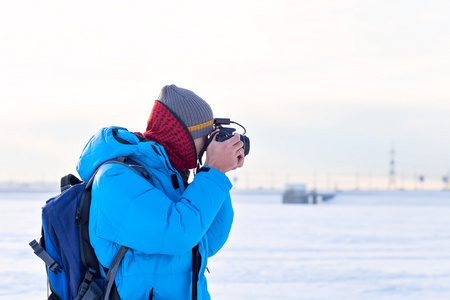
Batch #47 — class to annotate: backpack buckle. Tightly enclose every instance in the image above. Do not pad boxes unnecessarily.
[75,268,102,300]
[29,239,63,275]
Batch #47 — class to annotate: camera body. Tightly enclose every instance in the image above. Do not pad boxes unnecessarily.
[214,118,250,156]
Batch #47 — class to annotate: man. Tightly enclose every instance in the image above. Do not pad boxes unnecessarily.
[76,85,245,299]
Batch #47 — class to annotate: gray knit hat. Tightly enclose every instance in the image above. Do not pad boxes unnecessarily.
[158,84,214,139]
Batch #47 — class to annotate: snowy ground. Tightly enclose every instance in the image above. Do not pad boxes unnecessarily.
[1,189,450,299]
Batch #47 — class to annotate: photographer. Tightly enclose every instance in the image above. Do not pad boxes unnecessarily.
[76,85,246,299]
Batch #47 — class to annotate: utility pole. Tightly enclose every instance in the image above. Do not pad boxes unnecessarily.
[388,144,396,190]
[271,171,275,190]
[443,169,449,190]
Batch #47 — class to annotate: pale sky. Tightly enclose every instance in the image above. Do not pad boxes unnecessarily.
[1,0,450,190]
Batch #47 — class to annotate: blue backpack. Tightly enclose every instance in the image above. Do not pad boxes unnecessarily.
[29,157,154,300]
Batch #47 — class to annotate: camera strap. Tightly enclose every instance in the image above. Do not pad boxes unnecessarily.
[196,131,220,175]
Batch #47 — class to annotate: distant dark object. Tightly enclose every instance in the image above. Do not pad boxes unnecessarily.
[282,184,335,204]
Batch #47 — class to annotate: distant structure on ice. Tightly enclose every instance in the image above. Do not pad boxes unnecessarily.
[282,184,308,203]
[282,184,335,204]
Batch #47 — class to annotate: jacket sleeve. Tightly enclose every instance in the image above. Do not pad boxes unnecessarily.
[205,194,234,257]
[90,163,232,255]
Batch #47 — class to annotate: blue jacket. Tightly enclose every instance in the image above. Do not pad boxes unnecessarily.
[76,127,234,300]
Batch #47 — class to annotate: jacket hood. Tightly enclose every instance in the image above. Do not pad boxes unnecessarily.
[76,126,167,182]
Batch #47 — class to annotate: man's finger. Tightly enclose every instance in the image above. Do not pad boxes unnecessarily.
[237,155,245,168]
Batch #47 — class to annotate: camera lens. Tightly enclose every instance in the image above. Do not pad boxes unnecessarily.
[241,135,250,156]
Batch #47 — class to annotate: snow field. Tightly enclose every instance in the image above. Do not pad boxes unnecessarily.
[1,191,449,299]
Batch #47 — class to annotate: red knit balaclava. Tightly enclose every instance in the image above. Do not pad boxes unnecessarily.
[141,85,214,176]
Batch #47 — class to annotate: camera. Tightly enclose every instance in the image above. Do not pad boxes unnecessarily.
[214,118,250,156]
[196,118,250,168]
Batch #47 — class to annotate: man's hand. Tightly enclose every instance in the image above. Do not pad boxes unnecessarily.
[204,131,245,174]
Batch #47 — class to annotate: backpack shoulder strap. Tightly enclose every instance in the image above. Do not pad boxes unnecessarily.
[88,157,155,187]
[113,157,156,186]
[61,174,83,192]
[104,246,129,300]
